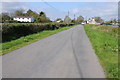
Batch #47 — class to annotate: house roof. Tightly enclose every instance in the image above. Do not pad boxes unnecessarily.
[14,16,33,18]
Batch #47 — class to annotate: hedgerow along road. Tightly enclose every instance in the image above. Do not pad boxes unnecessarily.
[3,25,105,78]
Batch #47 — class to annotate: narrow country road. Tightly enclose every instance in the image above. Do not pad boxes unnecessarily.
[3,25,105,78]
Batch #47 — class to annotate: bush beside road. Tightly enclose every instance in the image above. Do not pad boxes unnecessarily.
[2,23,75,42]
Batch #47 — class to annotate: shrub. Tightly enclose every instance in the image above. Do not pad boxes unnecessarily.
[2,23,75,42]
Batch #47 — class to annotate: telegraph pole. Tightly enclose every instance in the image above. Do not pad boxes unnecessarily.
[74,14,75,20]
[86,16,87,21]
[68,11,69,17]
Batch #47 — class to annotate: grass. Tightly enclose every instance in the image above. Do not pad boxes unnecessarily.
[84,24,118,78]
[1,25,76,56]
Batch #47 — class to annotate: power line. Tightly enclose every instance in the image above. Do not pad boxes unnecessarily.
[41,0,59,11]
[41,0,71,20]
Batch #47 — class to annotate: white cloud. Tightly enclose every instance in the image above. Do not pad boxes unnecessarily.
[70,3,118,20]
[1,2,118,21]
[2,2,30,13]
[71,8,79,14]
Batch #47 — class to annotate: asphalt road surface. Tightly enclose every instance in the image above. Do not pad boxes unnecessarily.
[2,25,105,78]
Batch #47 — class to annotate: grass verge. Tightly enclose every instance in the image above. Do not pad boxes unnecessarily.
[84,24,118,78]
[1,25,76,56]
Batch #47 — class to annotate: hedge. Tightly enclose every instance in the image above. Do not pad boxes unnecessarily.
[1,23,75,42]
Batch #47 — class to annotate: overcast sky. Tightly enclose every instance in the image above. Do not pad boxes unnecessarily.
[1,2,118,21]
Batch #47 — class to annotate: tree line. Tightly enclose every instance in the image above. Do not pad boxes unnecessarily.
[0,8,86,24]
[0,8,117,24]
[0,9,51,23]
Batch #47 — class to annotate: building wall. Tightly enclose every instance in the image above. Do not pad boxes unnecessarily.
[87,19,98,24]
[30,17,34,22]
[13,17,34,22]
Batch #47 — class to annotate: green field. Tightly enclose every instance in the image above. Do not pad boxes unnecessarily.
[1,25,76,56]
[84,24,118,78]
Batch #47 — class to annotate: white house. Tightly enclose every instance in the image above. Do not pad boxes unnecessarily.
[87,18,103,25]
[56,20,61,23]
[87,18,98,24]
[81,21,87,25]
[13,16,34,22]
